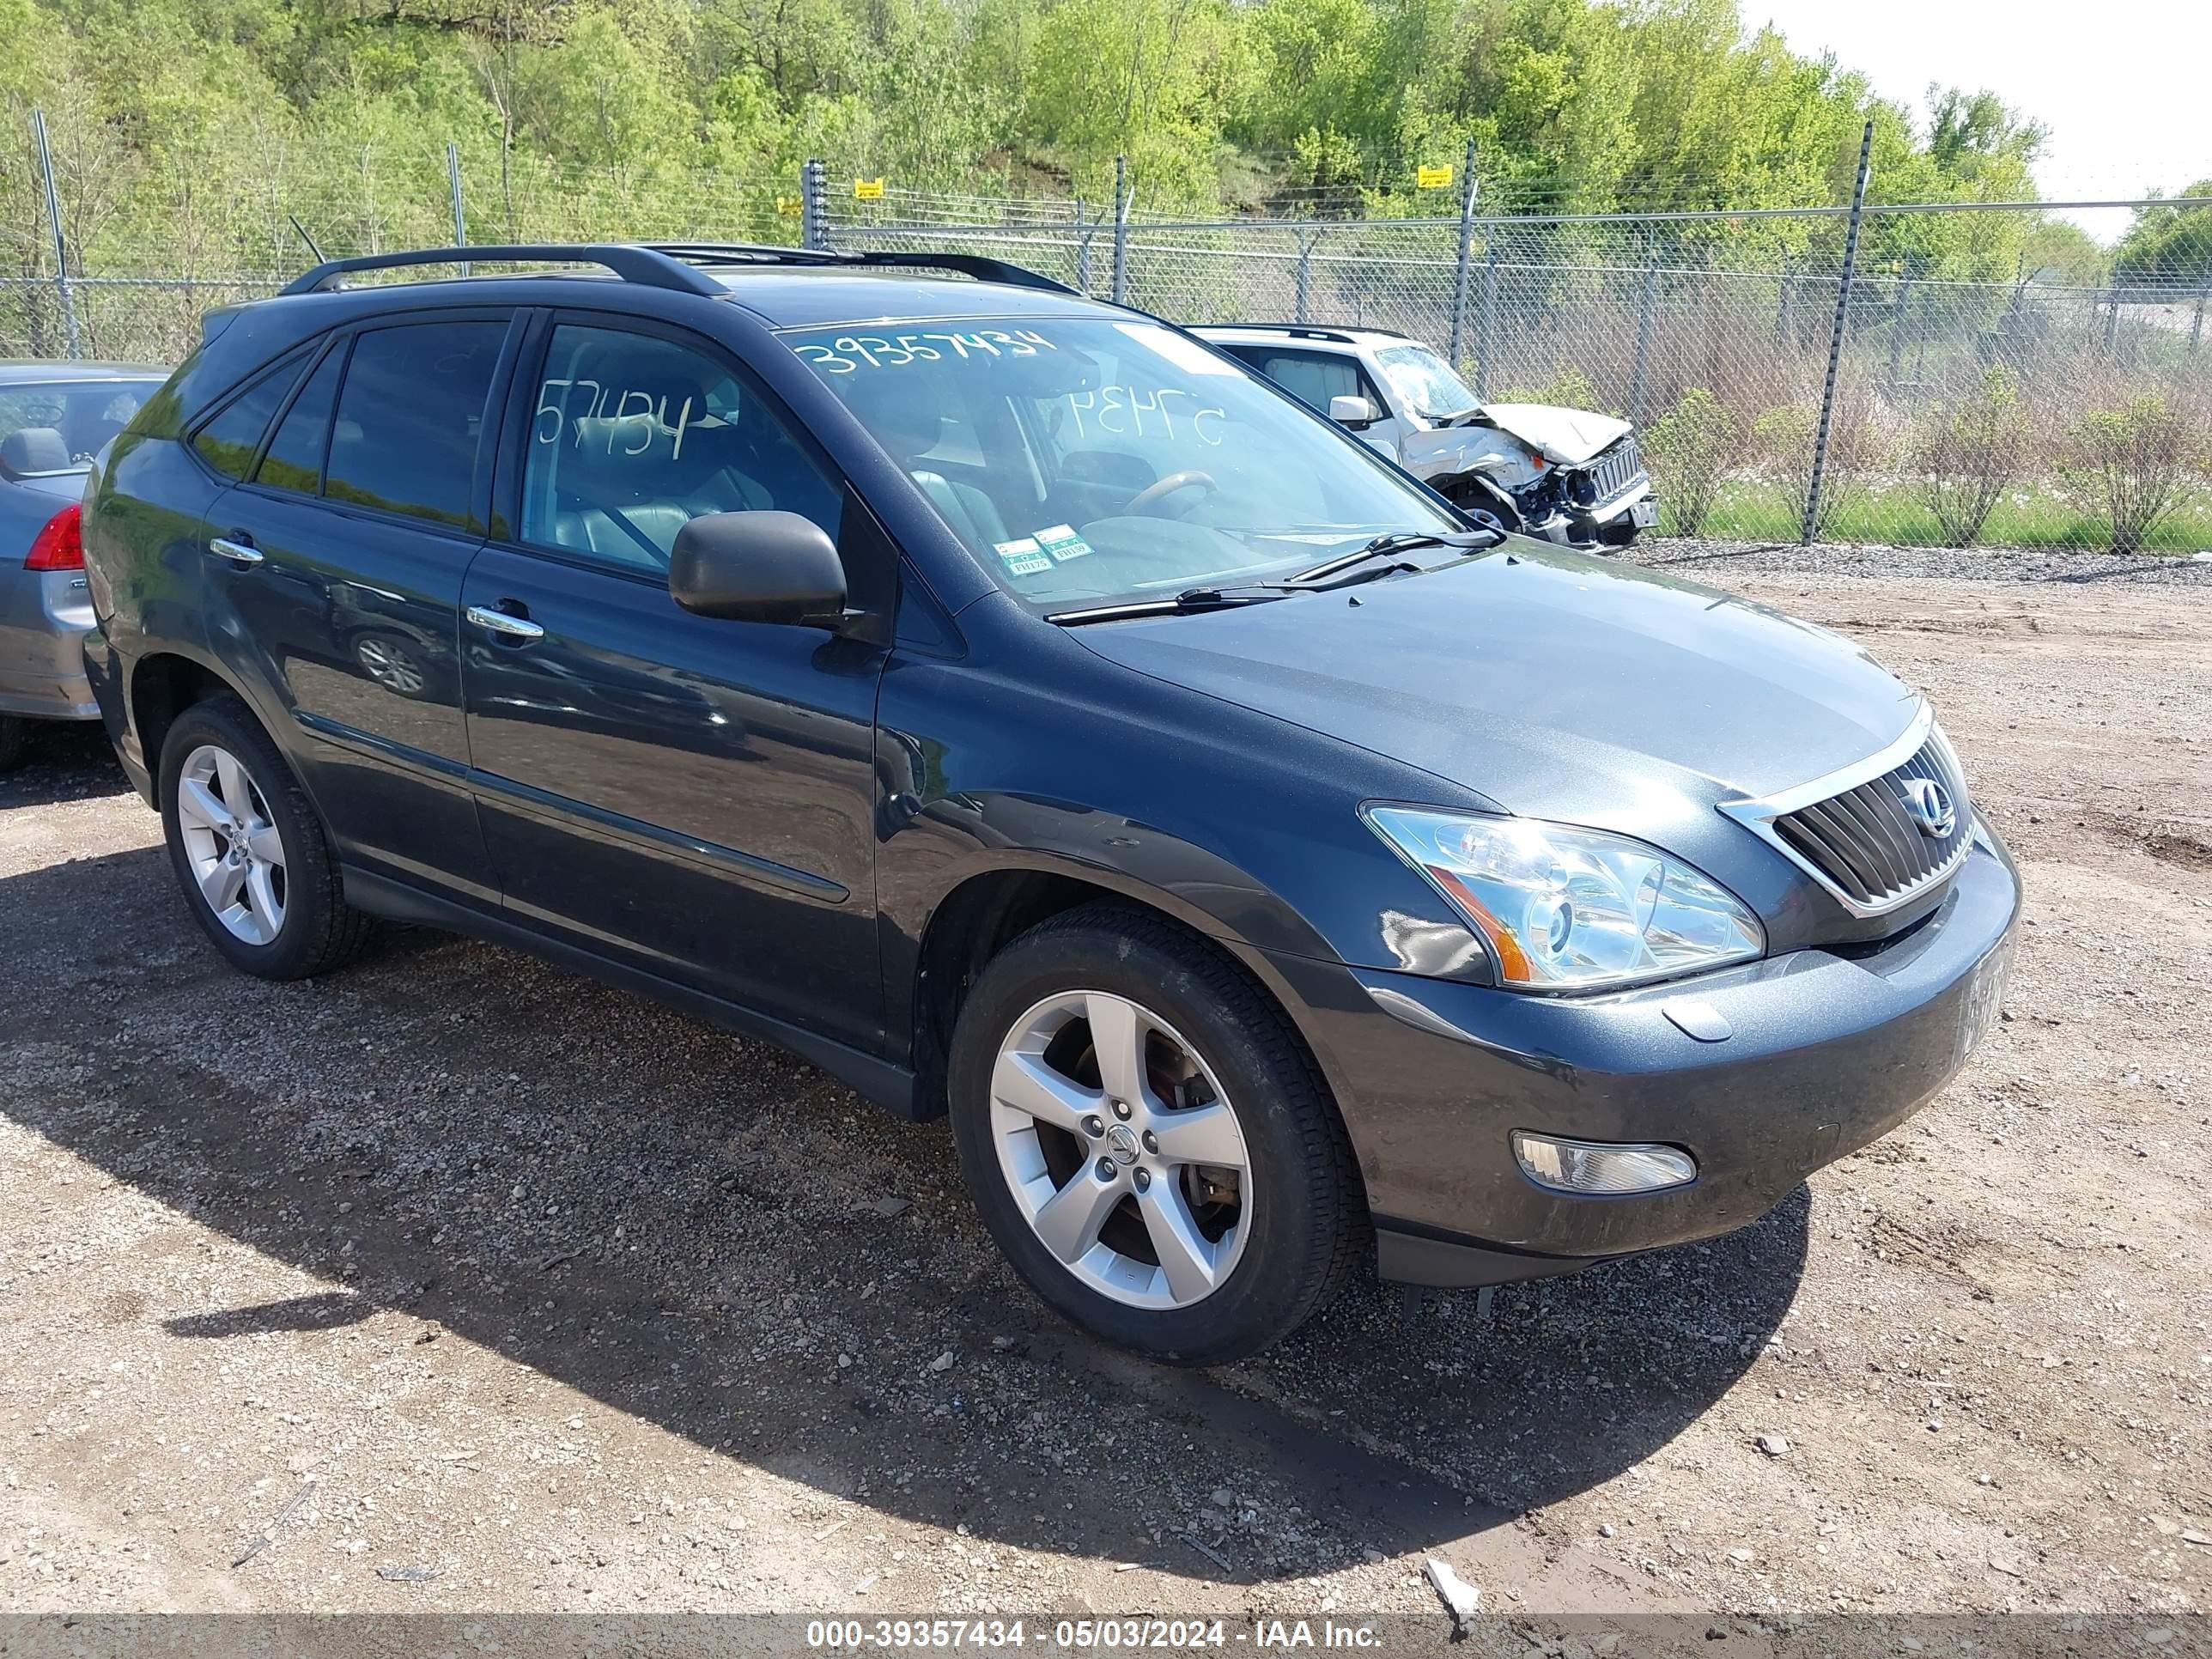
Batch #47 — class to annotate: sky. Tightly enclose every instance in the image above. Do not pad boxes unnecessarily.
[1747,0,2212,243]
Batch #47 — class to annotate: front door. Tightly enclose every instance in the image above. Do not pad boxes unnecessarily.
[198,314,515,902]
[460,316,888,1048]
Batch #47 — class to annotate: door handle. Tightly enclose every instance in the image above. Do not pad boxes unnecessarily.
[209,536,263,567]
[466,603,545,641]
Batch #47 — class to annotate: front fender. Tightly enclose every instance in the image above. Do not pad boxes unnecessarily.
[872,611,1498,1066]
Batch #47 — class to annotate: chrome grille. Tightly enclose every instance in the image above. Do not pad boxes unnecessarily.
[1574,436,1644,505]
[1720,710,1975,917]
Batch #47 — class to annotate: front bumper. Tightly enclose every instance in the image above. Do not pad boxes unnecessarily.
[1259,826,2020,1286]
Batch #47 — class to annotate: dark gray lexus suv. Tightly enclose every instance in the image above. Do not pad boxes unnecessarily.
[79,243,2018,1362]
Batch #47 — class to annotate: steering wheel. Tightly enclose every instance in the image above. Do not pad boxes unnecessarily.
[1124,470,1218,519]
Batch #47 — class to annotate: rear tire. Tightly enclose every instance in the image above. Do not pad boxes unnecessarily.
[157,695,374,980]
[947,902,1362,1364]
[0,715,26,772]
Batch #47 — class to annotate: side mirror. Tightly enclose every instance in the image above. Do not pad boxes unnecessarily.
[668,510,848,627]
[1328,394,1378,428]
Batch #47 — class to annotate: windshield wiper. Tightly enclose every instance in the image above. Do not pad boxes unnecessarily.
[1288,526,1500,584]
[1046,586,1302,627]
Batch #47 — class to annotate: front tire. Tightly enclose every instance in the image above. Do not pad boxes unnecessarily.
[947,902,1362,1364]
[158,695,374,980]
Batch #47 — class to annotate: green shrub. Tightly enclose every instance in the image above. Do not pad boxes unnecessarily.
[2065,391,2208,555]
[1913,367,2030,548]
[1642,387,1741,537]
[1752,382,1887,538]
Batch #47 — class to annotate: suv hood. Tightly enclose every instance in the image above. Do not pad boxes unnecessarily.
[1069,544,1918,823]
[1467,403,1632,465]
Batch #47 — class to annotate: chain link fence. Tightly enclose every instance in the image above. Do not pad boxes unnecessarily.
[830,179,2212,557]
[7,101,2210,556]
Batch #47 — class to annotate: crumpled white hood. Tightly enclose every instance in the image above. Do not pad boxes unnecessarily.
[1473,402,1633,465]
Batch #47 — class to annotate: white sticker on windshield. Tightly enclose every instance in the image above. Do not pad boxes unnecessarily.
[1112,322,1236,375]
[993,537,1053,577]
[1033,524,1092,562]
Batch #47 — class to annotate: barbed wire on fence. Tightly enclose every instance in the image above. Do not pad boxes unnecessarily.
[7,111,2209,556]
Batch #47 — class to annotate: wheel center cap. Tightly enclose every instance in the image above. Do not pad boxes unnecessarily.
[1103,1123,1142,1167]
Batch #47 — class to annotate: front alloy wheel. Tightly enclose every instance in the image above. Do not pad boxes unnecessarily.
[990,990,1254,1310]
[947,902,1362,1364]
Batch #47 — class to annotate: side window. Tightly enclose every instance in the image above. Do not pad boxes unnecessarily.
[520,324,842,576]
[1249,349,1374,416]
[254,345,344,497]
[191,350,309,480]
[324,321,507,529]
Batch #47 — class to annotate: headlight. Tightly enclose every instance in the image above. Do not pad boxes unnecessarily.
[1363,807,1765,991]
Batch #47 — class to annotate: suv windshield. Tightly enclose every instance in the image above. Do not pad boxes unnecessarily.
[783,318,1460,611]
[1372,344,1480,422]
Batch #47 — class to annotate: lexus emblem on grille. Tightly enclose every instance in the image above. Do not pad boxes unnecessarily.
[1901,778,1956,839]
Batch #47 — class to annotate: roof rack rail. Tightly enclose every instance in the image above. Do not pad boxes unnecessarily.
[636,241,1078,295]
[279,244,726,298]
[1194,321,1410,343]
[279,240,1080,301]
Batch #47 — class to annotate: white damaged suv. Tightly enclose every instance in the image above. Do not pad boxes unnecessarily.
[1194,324,1656,549]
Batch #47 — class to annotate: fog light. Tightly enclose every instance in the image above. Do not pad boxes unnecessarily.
[1512,1132,1697,1195]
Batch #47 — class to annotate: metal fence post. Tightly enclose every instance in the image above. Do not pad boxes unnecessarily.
[31,109,82,360]
[1802,118,1874,547]
[800,160,827,252]
[1110,155,1129,306]
[2191,268,2208,356]
[1629,231,1659,424]
[447,142,468,276]
[1446,139,1478,366]
[1885,264,1911,387]
[1474,237,1499,398]
[1294,229,1312,323]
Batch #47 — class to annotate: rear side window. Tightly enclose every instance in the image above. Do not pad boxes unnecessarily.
[255,347,344,497]
[191,350,309,480]
[324,322,506,530]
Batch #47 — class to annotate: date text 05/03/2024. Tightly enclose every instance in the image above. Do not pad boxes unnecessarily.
[805,1618,1387,1650]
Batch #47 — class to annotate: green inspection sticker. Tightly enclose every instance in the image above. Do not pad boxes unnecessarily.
[1033,523,1093,562]
[993,537,1053,577]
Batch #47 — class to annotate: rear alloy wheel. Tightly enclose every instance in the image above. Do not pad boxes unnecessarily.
[948,902,1362,1363]
[158,695,374,980]
[173,743,289,946]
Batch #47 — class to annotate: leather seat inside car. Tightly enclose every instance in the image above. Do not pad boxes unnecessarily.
[550,412,770,567]
[1,426,70,474]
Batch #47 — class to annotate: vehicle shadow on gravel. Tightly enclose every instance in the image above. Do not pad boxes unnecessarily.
[1,843,1805,1583]
[0,720,131,808]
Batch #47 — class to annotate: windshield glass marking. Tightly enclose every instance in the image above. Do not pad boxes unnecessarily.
[791,330,1057,375]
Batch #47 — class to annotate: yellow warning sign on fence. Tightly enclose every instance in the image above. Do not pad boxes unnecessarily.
[1415,164,1454,190]
[776,195,803,218]
[854,178,885,200]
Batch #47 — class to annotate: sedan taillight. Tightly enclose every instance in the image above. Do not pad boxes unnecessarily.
[25,502,82,571]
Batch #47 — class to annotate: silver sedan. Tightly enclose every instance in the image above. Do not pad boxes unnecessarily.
[1,361,167,769]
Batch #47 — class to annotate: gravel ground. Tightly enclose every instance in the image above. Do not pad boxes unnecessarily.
[0,550,2207,1640]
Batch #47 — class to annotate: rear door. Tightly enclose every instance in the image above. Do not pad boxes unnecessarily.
[459,313,889,1048]
[196,311,520,902]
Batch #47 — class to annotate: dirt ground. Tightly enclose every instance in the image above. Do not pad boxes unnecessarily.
[1,552,2207,1641]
